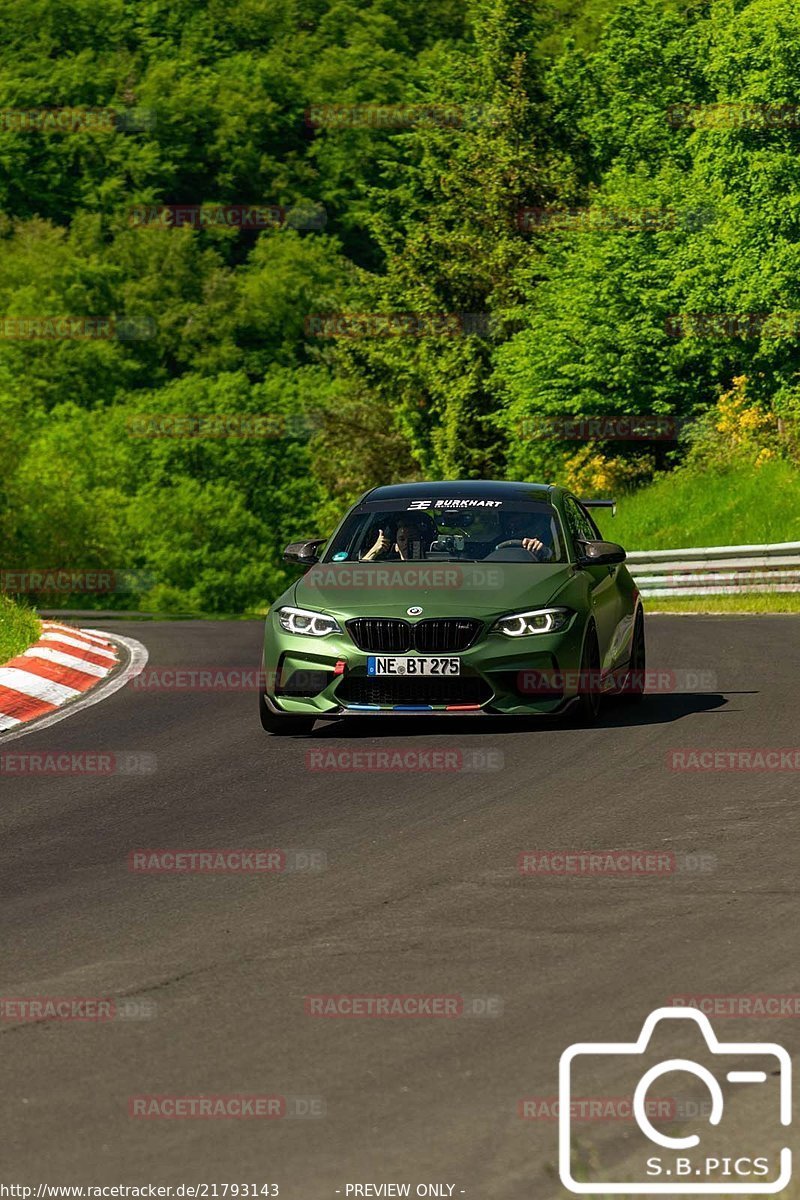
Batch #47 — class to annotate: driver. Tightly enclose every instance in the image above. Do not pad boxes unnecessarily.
[498,513,555,561]
[360,514,436,561]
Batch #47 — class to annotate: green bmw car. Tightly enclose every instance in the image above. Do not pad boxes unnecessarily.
[260,480,645,734]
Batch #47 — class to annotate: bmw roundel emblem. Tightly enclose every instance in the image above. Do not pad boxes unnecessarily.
[407,606,423,616]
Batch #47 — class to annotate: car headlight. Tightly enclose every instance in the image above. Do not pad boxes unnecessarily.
[277,606,341,637]
[492,607,573,637]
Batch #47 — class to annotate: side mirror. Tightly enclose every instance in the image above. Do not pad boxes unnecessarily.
[576,539,626,566]
[284,538,326,565]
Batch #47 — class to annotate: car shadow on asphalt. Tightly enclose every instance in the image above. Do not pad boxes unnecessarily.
[309,691,751,738]
[557,690,744,730]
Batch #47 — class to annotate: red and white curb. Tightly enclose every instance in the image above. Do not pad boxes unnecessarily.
[0,622,148,743]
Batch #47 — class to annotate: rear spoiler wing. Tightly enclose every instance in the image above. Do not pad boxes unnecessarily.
[580,498,617,517]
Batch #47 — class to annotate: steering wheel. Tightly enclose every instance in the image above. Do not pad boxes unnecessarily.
[493,538,551,561]
[496,538,539,551]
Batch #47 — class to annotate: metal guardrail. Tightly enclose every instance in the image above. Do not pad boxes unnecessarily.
[625,541,800,597]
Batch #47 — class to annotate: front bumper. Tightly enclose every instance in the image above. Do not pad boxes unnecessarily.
[262,612,587,718]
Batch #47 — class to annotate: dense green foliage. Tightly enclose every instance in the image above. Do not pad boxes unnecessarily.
[1,0,798,611]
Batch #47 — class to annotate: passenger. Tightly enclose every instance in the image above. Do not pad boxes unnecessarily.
[361,515,435,561]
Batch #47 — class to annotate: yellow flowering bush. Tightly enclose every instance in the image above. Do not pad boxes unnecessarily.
[563,445,654,494]
[685,376,779,469]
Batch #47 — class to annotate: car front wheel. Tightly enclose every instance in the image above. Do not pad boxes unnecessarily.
[574,623,601,725]
[620,609,646,704]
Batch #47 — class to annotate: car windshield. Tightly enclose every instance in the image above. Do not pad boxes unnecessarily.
[321,499,567,563]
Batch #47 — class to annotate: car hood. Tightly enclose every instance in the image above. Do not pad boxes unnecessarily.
[291,561,575,619]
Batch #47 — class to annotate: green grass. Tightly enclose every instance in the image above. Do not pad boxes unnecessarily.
[0,595,41,663]
[645,593,800,613]
[595,459,800,550]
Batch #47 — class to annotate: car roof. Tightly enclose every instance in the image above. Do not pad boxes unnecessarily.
[363,480,557,502]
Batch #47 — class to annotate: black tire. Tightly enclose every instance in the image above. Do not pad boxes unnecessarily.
[620,609,646,704]
[259,692,316,735]
[574,623,602,725]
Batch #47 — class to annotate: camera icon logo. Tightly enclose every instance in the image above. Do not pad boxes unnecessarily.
[559,1006,791,1194]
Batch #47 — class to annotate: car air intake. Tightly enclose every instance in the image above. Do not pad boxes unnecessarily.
[346,618,482,654]
[277,669,333,697]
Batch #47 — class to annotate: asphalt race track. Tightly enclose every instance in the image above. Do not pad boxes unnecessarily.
[1,615,798,1196]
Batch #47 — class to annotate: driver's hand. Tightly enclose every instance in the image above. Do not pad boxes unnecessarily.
[521,537,546,555]
[362,530,390,560]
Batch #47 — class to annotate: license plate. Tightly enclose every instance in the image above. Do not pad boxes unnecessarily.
[367,656,461,676]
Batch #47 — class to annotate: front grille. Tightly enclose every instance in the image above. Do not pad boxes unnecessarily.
[414,618,481,652]
[346,617,482,654]
[336,675,492,708]
[347,618,410,653]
